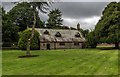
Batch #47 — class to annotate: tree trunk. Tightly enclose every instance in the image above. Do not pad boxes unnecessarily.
[26,12,36,56]
[26,39,31,56]
[115,42,119,49]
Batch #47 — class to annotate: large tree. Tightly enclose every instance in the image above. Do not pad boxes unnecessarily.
[2,7,19,47]
[14,1,52,56]
[46,9,63,28]
[95,2,120,49]
[8,2,44,31]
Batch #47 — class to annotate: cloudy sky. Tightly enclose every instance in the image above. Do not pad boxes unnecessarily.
[1,1,112,30]
[42,2,108,30]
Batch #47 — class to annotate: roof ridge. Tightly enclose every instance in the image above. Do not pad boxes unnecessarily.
[34,28,78,31]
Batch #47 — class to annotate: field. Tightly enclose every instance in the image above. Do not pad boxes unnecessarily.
[0,50,2,76]
[2,49,118,75]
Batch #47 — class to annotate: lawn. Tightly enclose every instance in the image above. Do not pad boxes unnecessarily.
[0,50,2,76]
[2,49,118,75]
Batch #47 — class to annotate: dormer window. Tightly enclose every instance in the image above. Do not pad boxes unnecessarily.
[55,32,62,37]
[44,30,49,35]
[75,32,81,37]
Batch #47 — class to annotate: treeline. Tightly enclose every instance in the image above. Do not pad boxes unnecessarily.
[87,2,120,49]
[2,2,44,47]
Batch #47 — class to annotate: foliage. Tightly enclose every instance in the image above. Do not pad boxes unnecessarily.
[8,2,44,31]
[94,2,120,48]
[18,29,40,50]
[80,29,89,38]
[61,26,69,29]
[2,8,19,47]
[86,31,97,48]
[46,9,63,28]
[16,1,52,55]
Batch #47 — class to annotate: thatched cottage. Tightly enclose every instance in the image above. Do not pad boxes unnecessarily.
[35,28,86,50]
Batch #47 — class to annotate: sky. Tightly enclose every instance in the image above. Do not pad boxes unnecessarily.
[1,1,116,30]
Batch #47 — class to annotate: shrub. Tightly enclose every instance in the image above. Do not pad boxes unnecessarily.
[86,31,97,48]
[18,29,40,50]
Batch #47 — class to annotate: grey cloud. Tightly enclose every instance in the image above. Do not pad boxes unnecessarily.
[2,2,108,19]
[49,2,108,18]
[39,2,108,29]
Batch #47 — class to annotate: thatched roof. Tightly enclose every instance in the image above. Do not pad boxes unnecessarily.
[35,28,86,42]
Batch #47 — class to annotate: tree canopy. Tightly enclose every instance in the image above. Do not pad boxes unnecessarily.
[46,9,63,29]
[8,2,44,31]
[14,1,52,55]
[2,7,19,47]
[94,2,120,48]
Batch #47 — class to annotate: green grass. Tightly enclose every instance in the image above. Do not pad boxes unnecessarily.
[0,50,2,76]
[2,49,118,75]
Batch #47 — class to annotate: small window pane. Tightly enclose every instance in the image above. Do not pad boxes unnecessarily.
[59,43,65,45]
[74,42,79,46]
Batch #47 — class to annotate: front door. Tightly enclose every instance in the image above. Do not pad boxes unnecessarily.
[47,44,50,50]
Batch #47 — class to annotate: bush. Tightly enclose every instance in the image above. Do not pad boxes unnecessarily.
[86,31,97,48]
[2,42,12,47]
[18,29,40,50]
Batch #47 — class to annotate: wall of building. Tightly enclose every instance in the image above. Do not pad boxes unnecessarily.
[55,43,70,49]
[40,43,47,50]
[71,43,82,49]
[40,42,55,50]
[40,42,83,50]
[50,43,55,49]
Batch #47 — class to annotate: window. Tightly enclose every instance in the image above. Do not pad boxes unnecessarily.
[43,44,45,46]
[75,32,81,37]
[55,32,62,37]
[59,43,65,46]
[44,30,49,35]
[74,42,79,46]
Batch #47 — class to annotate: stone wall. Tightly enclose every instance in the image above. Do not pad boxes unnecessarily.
[71,43,82,49]
[40,42,83,50]
[40,42,55,50]
[55,43,70,49]
[40,43,47,50]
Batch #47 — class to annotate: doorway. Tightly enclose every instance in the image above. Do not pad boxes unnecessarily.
[47,44,50,50]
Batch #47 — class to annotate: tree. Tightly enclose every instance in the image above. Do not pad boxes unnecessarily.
[18,29,40,50]
[95,2,120,49]
[80,29,89,38]
[86,31,97,48]
[8,2,44,31]
[14,1,52,56]
[61,26,69,29]
[46,9,63,28]
[2,7,19,47]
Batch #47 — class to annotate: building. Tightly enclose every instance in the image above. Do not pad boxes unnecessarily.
[35,28,86,50]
